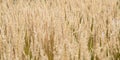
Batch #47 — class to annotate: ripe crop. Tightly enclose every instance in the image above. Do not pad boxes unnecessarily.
[0,0,120,60]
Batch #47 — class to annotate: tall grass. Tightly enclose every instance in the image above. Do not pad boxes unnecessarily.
[0,0,120,60]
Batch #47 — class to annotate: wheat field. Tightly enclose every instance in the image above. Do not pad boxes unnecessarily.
[0,0,120,60]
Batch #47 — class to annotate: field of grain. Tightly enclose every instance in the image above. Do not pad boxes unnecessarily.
[0,0,120,60]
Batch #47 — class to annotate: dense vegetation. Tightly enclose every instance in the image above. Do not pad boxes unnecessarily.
[0,0,120,60]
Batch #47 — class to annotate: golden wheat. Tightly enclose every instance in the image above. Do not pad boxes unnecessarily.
[0,0,120,60]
